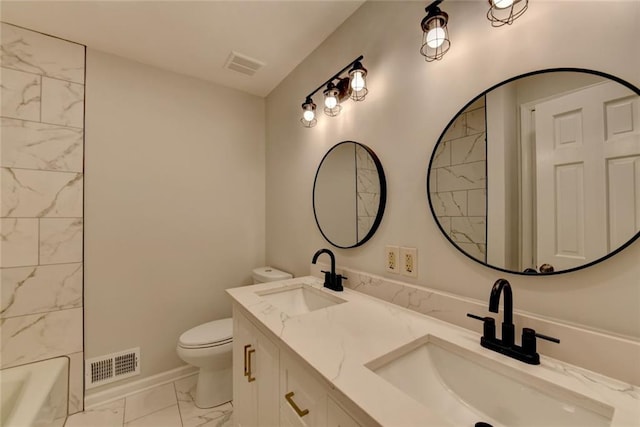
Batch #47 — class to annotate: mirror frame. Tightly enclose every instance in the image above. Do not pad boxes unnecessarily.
[313,141,387,249]
[426,68,640,276]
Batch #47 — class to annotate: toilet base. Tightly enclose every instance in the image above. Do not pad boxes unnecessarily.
[194,366,232,409]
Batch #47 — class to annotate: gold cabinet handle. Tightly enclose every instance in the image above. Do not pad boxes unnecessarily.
[285,391,309,418]
[247,348,256,382]
[243,344,251,377]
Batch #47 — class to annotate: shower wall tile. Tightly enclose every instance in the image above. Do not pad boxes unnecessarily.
[1,22,85,84]
[451,216,486,244]
[0,307,83,368]
[442,114,466,141]
[467,189,486,217]
[0,24,85,416]
[430,191,467,217]
[457,242,486,262]
[356,168,380,194]
[357,216,375,240]
[1,67,41,121]
[39,218,83,264]
[355,146,376,170]
[431,140,450,168]
[41,77,84,128]
[466,107,486,134]
[1,263,82,318]
[68,351,84,414]
[1,168,83,217]
[0,118,83,172]
[0,218,39,267]
[357,192,380,217]
[436,161,486,192]
[450,133,486,165]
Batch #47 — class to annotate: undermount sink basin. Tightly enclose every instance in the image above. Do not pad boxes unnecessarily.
[366,335,614,427]
[256,284,346,316]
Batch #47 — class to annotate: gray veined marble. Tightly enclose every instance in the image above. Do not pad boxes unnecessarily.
[2,168,83,218]
[1,263,82,318]
[356,168,380,194]
[0,218,39,267]
[450,216,486,244]
[430,191,467,217]
[431,140,451,168]
[436,161,486,192]
[1,22,85,84]
[1,67,41,121]
[467,188,486,217]
[1,118,83,172]
[450,132,486,165]
[0,307,83,368]
[39,218,83,265]
[68,351,85,414]
[41,77,84,128]
[357,192,380,217]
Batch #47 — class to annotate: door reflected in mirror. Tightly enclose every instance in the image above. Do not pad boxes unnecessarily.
[314,141,386,248]
[427,69,640,275]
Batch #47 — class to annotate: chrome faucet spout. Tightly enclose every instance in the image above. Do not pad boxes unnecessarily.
[489,278,513,325]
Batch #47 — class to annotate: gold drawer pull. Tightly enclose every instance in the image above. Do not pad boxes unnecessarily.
[243,344,251,377]
[247,348,256,382]
[285,391,309,418]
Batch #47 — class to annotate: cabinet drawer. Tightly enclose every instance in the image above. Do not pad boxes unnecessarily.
[327,396,361,427]
[280,352,327,427]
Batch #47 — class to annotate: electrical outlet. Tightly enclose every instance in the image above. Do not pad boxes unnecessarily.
[385,245,400,274]
[400,247,418,277]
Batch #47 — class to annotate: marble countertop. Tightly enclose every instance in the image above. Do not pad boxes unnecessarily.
[227,276,639,427]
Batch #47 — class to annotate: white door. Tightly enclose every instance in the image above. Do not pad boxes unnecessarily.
[535,81,640,270]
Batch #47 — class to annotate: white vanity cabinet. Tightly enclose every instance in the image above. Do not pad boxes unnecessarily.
[232,309,279,427]
[233,306,363,427]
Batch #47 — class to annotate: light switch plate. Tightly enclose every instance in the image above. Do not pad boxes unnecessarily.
[400,247,418,277]
[385,245,400,274]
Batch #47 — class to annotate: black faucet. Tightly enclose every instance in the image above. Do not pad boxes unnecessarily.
[468,279,559,365]
[311,248,346,292]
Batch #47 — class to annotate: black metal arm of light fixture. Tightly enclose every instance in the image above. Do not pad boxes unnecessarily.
[304,55,364,100]
[426,0,444,12]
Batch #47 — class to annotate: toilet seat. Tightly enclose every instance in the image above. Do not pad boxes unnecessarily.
[178,318,232,349]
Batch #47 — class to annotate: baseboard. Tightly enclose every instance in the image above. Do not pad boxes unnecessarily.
[84,364,198,409]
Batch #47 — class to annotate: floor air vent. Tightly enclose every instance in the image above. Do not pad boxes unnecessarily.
[224,51,265,76]
[85,347,140,389]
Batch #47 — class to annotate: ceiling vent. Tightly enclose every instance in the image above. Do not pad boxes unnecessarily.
[224,51,265,77]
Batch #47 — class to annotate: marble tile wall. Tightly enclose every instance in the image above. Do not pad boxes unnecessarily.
[355,145,380,240]
[1,22,85,414]
[430,97,487,262]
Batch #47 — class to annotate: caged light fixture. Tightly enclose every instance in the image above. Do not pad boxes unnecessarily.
[420,0,450,62]
[300,55,368,128]
[487,0,528,27]
[420,0,529,62]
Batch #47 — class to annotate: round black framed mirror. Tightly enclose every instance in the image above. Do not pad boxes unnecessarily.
[314,141,387,248]
[427,68,640,275]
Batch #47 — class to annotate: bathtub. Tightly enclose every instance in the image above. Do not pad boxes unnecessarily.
[0,357,69,427]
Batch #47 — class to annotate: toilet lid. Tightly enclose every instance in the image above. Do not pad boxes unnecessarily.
[179,318,232,348]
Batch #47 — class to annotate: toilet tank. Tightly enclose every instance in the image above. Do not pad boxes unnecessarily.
[252,267,292,284]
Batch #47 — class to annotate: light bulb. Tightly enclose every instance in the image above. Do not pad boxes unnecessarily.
[426,26,446,49]
[493,0,514,9]
[325,95,337,109]
[303,109,315,122]
[351,71,365,92]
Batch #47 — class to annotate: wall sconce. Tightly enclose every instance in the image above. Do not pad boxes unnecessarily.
[420,0,450,62]
[300,55,368,128]
[487,0,528,27]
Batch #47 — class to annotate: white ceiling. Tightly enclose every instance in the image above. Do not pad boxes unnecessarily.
[1,0,365,97]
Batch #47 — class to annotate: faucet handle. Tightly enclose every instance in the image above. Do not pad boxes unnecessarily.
[467,313,496,341]
[522,327,559,355]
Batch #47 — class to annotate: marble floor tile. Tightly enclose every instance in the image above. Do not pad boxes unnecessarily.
[125,405,182,427]
[124,383,177,423]
[175,374,233,427]
[65,399,125,427]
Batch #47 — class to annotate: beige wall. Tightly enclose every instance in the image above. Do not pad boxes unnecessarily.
[265,1,640,338]
[85,50,266,391]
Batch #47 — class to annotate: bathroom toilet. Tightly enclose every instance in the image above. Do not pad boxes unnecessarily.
[176,267,292,408]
